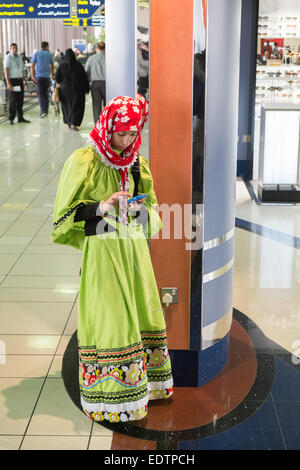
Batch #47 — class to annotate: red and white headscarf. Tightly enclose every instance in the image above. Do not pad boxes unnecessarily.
[88,95,148,194]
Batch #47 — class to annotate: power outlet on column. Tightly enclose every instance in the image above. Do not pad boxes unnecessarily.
[161,288,178,307]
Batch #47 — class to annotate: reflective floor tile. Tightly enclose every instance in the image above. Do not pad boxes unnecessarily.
[179,397,285,450]
[234,229,300,355]
[30,236,56,245]
[0,287,78,302]
[64,305,78,335]
[0,302,74,334]
[48,355,63,378]
[0,377,44,435]
[24,244,80,255]
[18,207,52,217]
[0,244,27,254]
[0,220,15,236]
[0,355,53,378]
[0,236,32,246]
[0,253,21,275]
[272,357,300,402]
[26,378,92,436]
[235,180,300,239]
[4,220,44,237]
[56,336,72,355]
[1,275,80,289]
[9,254,82,276]
[0,335,60,355]
[88,436,113,450]
[274,402,300,450]
[20,435,90,450]
[91,423,114,437]
[0,435,23,450]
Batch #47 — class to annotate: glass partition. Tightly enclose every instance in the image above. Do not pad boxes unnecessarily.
[137,0,150,161]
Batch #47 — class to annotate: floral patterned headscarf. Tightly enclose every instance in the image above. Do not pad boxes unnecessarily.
[88,95,148,191]
[87,95,148,223]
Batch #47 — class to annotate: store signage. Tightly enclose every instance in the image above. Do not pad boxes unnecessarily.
[76,0,104,18]
[64,14,105,26]
[0,1,70,18]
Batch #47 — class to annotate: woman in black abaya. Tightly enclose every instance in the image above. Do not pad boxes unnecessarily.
[55,48,90,131]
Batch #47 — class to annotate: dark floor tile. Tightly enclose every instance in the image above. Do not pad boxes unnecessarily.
[274,402,300,450]
[272,356,300,402]
[179,396,285,450]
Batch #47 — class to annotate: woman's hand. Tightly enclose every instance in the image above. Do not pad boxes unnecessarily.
[128,197,146,214]
[101,191,131,213]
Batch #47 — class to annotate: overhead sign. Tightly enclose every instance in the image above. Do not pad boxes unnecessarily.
[76,0,104,18]
[87,14,104,26]
[64,14,105,27]
[63,16,80,26]
[0,1,70,18]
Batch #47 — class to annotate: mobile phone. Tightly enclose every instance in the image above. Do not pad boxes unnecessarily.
[128,194,147,204]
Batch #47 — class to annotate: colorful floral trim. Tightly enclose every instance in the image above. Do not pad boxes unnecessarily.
[78,329,173,423]
[140,329,168,347]
[80,360,147,390]
[79,341,144,365]
[149,387,174,401]
[83,404,148,423]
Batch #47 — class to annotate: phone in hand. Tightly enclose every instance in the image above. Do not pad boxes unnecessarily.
[127,194,147,204]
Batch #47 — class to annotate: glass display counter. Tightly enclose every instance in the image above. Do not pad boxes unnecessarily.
[258,103,300,202]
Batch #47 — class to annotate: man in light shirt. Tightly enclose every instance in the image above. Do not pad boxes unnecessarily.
[85,42,106,123]
[4,43,30,125]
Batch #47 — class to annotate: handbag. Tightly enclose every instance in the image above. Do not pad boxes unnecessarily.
[52,86,60,102]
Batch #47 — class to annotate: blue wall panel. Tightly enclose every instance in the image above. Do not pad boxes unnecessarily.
[203,237,234,275]
[203,269,234,327]
[202,0,241,338]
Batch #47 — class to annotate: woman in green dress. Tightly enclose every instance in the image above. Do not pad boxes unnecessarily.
[52,95,173,423]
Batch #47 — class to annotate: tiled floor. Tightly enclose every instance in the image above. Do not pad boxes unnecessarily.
[0,97,300,450]
[0,98,114,450]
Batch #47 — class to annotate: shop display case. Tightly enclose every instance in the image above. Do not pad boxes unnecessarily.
[256,65,300,105]
[258,103,300,202]
[252,8,300,191]
[258,14,300,43]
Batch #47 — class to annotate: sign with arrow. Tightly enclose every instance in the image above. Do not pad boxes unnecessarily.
[76,0,104,18]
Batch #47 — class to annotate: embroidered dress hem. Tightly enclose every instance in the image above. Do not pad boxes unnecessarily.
[81,395,148,413]
[81,383,174,422]
[147,378,174,399]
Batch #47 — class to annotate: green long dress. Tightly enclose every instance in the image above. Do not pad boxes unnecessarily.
[52,147,173,423]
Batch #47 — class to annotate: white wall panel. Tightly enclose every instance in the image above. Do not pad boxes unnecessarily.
[0,20,95,57]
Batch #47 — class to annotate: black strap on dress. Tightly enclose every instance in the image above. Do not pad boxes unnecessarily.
[74,157,141,235]
[131,157,140,197]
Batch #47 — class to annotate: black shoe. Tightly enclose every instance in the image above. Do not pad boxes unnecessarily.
[18,118,30,123]
[9,119,13,125]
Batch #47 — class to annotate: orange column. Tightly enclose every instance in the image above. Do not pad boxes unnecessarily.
[202,0,207,29]
[150,0,194,349]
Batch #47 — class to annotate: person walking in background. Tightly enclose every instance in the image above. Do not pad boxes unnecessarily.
[4,43,30,125]
[85,42,106,124]
[263,41,273,58]
[31,41,54,118]
[137,41,149,100]
[55,48,90,131]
